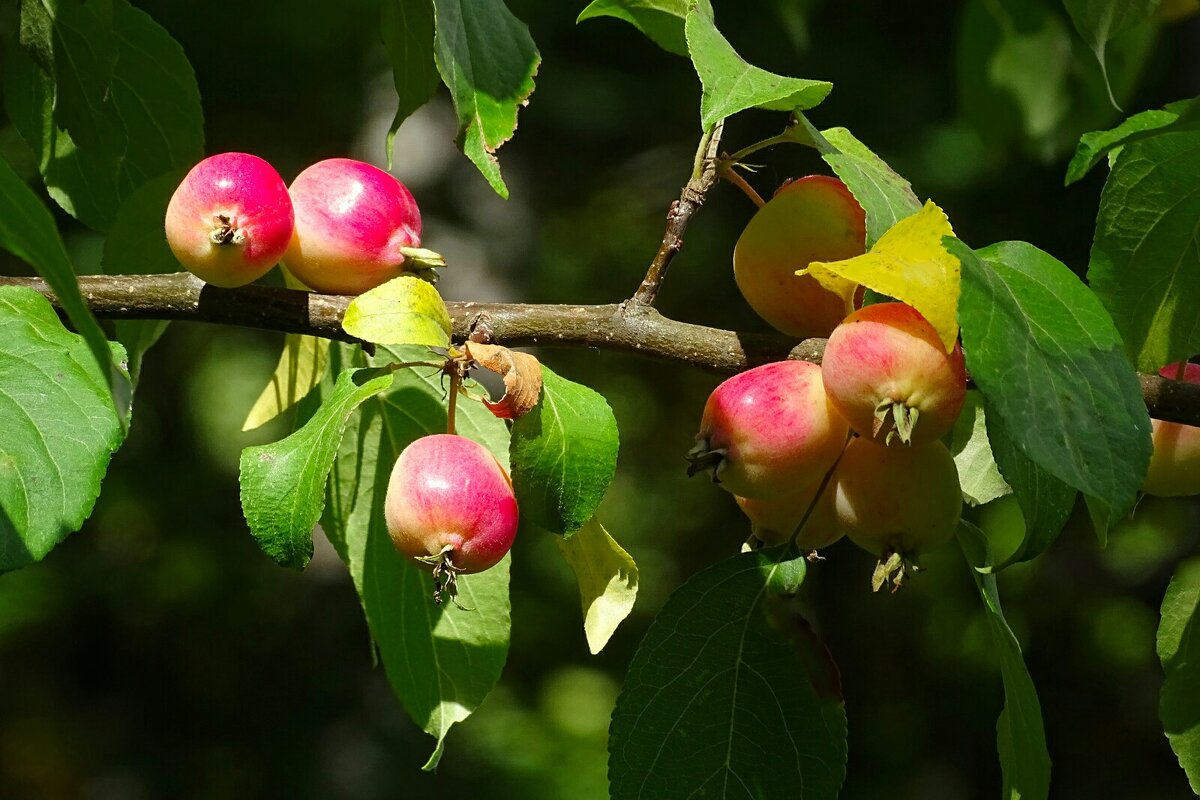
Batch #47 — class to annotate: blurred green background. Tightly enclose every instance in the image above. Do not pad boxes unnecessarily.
[1,0,1199,797]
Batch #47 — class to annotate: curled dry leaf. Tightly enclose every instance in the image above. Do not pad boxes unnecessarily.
[464,342,543,419]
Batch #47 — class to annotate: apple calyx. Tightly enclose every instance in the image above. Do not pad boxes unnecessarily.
[685,438,727,482]
[871,549,921,593]
[399,246,447,271]
[208,214,247,246]
[874,399,920,445]
[414,545,473,609]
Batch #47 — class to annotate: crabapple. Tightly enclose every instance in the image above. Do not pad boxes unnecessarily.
[687,360,849,500]
[821,302,966,446]
[735,480,842,551]
[283,158,439,295]
[1142,362,1200,497]
[732,175,866,339]
[384,434,519,603]
[834,436,961,590]
[164,152,294,288]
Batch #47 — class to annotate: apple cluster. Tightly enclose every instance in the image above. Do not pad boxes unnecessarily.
[689,176,968,589]
[164,152,431,294]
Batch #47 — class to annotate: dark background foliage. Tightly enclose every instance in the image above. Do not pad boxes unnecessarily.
[0,1,1198,797]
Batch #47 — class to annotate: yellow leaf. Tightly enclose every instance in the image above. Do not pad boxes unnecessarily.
[555,518,639,655]
[242,334,330,431]
[804,200,960,351]
[342,275,451,347]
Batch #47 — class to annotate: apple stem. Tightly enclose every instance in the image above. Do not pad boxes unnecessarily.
[446,367,462,435]
[718,163,766,208]
[786,432,852,548]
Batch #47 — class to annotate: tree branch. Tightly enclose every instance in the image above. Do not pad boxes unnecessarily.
[3,272,1199,427]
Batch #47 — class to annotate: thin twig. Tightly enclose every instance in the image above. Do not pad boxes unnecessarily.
[629,120,725,308]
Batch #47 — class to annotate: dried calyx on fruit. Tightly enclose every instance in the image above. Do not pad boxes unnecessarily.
[687,360,849,499]
[283,158,444,295]
[165,152,295,288]
[833,436,962,591]
[821,302,966,446]
[384,434,519,605]
[732,175,866,339]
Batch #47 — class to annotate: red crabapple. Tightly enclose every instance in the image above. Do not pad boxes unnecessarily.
[283,158,440,295]
[732,176,866,339]
[1142,362,1200,497]
[821,302,966,445]
[384,434,519,604]
[164,153,294,288]
[834,436,962,591]
[687,360,849,499]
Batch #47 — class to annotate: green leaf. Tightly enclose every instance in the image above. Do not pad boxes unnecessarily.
[986,413,1077,566]
[6,0,203,231]
[958,521,1051,800]
[0,154,128,414]
[555,517,638,654]
[609,548,847,799]
[433,0,539,198]
[242,335,331,432]
[0,287,127,571]
[1066,97,1200,184]
[341,275,452,347]
[381,0,439,167]
[954,239,1151,528]
[685,7,831,129]
[949,391,1011,507]
[576,0,693,55]
[793,118,923,246]
[19,0,123,158]
[509,366,619,536]
[1159,557,1200,793]
[1062,0,1158,105]
[324,347,513,769]
[1087,129,1200,372]
[240,368,394,570]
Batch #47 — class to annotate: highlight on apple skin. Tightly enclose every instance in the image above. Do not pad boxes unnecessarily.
[732,175,866,339]
[384,433,519,578]
[687,360,849,500]
[283,158,426,295]
[164,152,295,288]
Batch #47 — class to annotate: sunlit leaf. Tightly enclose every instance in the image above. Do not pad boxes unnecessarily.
[433,0,539,198]
[806,200,959,350]
[556,517,638,654]
[576,0,693,55]
[0,287,127,571]
[1066,97,1200,184]
[949,391,1011,507]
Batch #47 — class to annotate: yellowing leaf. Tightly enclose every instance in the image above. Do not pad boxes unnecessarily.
[805,200,960,351]
[342,275,451,347]
[242,334,330,431]
[555,518,639,655]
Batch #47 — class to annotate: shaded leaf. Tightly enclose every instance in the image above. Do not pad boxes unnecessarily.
[807,200,959,350]
[609,548,847,800]
[510,366,619,535]
[0,287,127,571]
[576,0,692,55]
[433,0,539,198]
[1066,97,1200,184]
[381,0,440,167]
[1086,129,1200,372]
[240,368,393,570]
[1159,557,1200,793]
[958,521,1051,800]
[555,517,638,654]
[685,7,831,129]
[955,239,1151,528]
[324,347,512,769]
[0,154,127,413]
[342,274,451,347]
[1062,0,1158,104]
